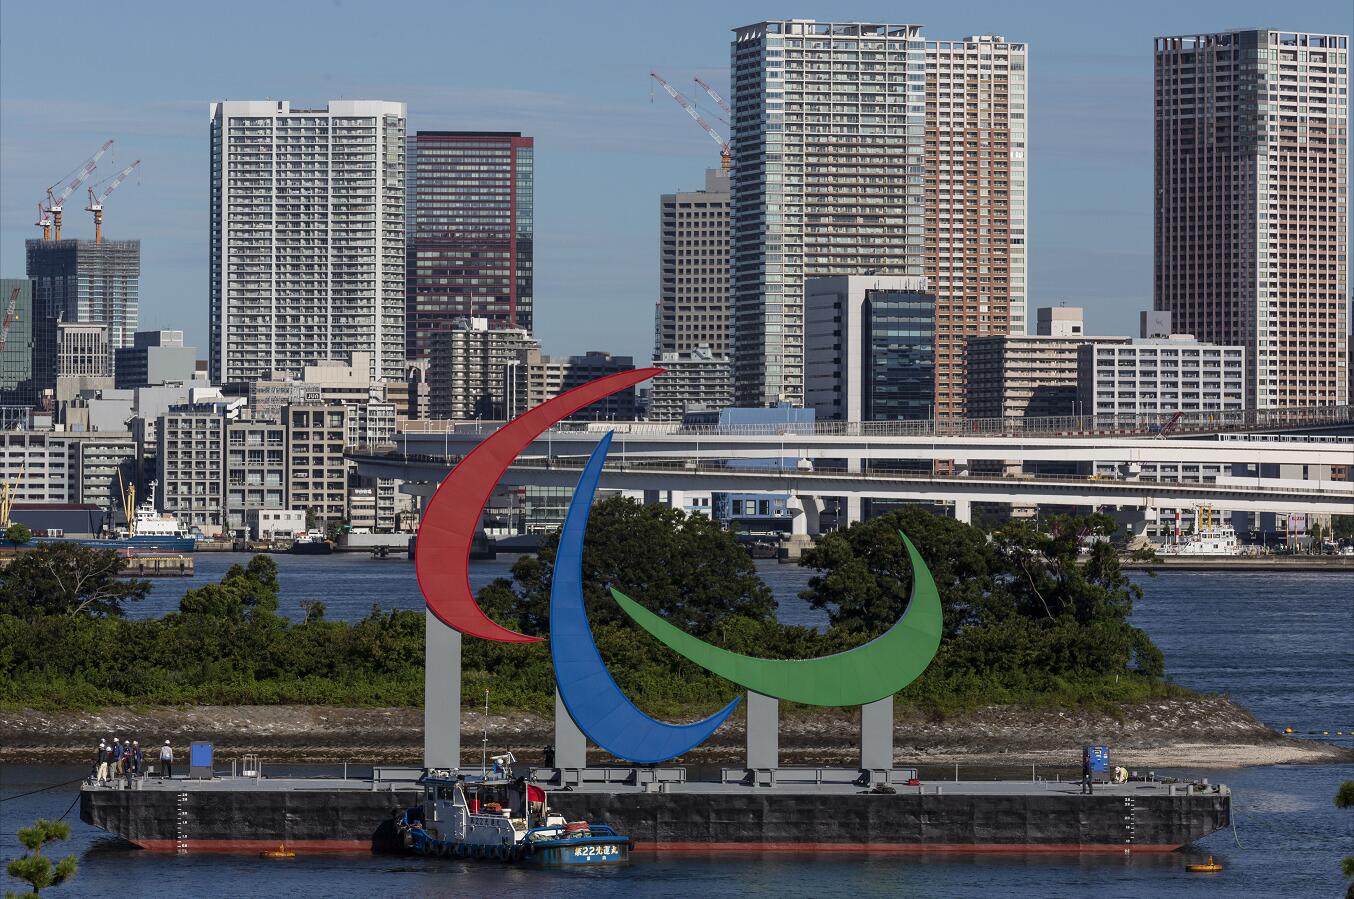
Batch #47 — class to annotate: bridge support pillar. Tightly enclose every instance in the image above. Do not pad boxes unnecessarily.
[746,691,779,770]
[667,490,687,512]
[423,610,462,769]
[844,495,863,527]
[860,695,894,772]
[554,689,587,770]
[787,494,823,536]
[952,498,972,525]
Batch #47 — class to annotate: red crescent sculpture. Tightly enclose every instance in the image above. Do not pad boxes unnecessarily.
[414,367,663,643]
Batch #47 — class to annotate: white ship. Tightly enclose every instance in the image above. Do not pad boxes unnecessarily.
[1157,507,1241,556]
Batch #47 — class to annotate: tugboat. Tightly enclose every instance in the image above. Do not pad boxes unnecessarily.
[395,766,631,865]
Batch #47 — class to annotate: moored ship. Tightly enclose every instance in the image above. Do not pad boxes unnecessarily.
[1156,507,1241,557]
[35,482,198,552]
[396,768,631,864]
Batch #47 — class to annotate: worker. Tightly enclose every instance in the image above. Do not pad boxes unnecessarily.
[1081,747,1094,795]
[159,740,174,778]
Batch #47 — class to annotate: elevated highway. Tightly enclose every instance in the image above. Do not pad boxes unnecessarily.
[351,452,1354,519]
[387,427,1353,468]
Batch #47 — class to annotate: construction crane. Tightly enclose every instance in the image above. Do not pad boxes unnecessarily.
[650,72,731,171]
[693,77,732,116]
[86,160,141,243]
[0,287,20,353]
[1,463,25,531]
[34,202,52,241]
[40,140,114,241]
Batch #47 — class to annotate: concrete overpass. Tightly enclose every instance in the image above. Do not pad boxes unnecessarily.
[385,427,1354,468]
[350,452,1354,524]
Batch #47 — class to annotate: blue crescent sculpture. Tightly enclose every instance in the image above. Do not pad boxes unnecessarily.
[550,432,740,763]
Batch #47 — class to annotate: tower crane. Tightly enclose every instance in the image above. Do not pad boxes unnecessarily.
[86,160,141,243]
[650,72,730,171]
[0,287,20,353]
[40,140,114,241]
[693,77,732,117]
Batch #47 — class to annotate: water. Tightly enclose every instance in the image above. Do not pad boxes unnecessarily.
[132,553,834,629]
[6,558,1352,896]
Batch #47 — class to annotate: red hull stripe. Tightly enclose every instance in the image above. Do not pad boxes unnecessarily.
[130,839,1179,854]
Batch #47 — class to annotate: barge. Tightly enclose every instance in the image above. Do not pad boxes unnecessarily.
[81,767,1230,854]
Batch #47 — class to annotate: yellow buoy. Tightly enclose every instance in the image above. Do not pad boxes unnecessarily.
[1186,856,1223,873]
[1283,727,1292,734]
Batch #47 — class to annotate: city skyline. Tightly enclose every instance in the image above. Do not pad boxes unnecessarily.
[0,0,1349,368]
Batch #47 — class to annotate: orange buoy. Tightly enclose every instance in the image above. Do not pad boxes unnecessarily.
[260,843,296,859]
[1185,856,1223,873]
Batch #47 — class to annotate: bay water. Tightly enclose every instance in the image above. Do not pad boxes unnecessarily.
[3,554,1351,897]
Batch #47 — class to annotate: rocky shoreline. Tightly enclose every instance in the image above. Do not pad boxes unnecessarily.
[4,695,1347,770]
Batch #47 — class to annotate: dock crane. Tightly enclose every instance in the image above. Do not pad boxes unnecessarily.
[650,72,731,171]
[38,140,113,241]
[86,160,141,243]
[0,286,21,353]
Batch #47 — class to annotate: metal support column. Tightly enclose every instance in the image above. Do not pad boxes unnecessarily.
[746,691,779,769]
[554,689,587,770]
[860,695,894,772]
[423,610,462,769]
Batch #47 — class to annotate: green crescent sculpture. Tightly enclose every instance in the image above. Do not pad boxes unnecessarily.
[609,532,943,706]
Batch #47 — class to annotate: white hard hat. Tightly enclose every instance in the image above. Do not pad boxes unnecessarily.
[165,740,171,745]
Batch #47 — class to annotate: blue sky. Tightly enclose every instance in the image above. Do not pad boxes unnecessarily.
[0,0,1347,363]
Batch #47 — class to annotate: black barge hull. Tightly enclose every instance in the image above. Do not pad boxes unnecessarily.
[81,783,1228,853]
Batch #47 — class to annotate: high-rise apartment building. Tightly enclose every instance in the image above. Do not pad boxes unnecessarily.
[286,403,351,526]
[926,35,1029,418]
[427,318,538,420]
[657,168,731,356]
[25,239,140,374]
[804,275,935,422]
[115,330,198,389]
[0,278,50,408]
[730,21,927,407]
[407,131,534,360]
[729,21,1026,412]
[648,346,734,421]
[209,100,407,385]
[1077,337,1247,417]
[966,307,1131,420]
[1154,29,1349,408]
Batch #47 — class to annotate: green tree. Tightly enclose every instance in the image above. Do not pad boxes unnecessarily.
[1337,780,1354,899]
[4,523,32,545]
[799,506,995,638]
[5,818,77,896]
[0,543,149,619]
[1333,515,1354,543]
[798,508,1165,684]
[180,554,280,620]
[494,496,775,638]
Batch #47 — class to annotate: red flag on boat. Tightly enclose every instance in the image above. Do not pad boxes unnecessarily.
[527,785,546,803]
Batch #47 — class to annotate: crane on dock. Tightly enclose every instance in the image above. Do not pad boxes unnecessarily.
[650,72,730,171]
[37,140,113,241]
[86,160,141,243]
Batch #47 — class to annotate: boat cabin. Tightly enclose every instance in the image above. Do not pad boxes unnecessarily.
[419,770,558,849]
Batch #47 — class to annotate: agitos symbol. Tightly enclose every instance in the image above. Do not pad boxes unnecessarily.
[415,372,943,763]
